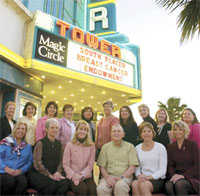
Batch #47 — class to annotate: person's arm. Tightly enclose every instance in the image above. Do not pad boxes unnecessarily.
[33,141,51,176]
[128,144,139,176]
[183,141,199,178]
[110,116,120,127]
[35,118,44,141]
[80,145,95,179]
[167,144,176,178]
[0,145,7,171]
[20,144,33,173]
[95,118,102,148]
[121,165,136,178]
[62,143,76,180]
[151,144,167,179]
[100,166,118,187]
[188,124,200,147]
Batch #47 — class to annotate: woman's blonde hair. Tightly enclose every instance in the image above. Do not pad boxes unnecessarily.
[138,104,150,113]
[12,121,28,142]
[172,120,190,138]
[155,108,169,124]
[139,122,156,140]
[5,101,16,111]
[72,120,94,146]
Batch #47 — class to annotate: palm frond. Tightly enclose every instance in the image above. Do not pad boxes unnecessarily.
[155,0,200,44]
[177,0,200,43]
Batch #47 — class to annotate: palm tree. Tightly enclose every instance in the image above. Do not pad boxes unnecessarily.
[158,97,187,123]
[155,0,200,44]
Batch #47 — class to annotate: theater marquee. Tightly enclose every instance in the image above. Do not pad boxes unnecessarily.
[67,40,134,87]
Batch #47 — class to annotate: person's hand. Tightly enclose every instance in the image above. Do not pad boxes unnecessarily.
[48,174,59,181]
[105,175,118,188]
[12,169,22,176]
[53,172,65,181]
[170,174,185,183]
[72,174,81,185]
[137,174,147,182]
[145,175,153,180]
[4,166,16,176]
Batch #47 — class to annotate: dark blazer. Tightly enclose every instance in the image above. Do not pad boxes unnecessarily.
[167,139,200,194]
[121,121,139,146]
[143,115,157,131]
[155,122,172,148]
[0,116,16,140]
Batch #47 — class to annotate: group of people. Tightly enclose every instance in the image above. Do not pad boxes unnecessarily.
[0,100,199,196]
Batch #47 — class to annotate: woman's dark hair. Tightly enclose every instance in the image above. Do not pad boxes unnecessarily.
[22,102,37,116]
[81,106,94,121]
[181,108,199,124]
[119,106,136,125]
[62,104,74,113]
[45,101,58,117]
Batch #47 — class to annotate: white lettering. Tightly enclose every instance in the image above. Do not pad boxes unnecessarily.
[90,7,108,31]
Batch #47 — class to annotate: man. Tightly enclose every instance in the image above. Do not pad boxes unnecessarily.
[97,124,139,196]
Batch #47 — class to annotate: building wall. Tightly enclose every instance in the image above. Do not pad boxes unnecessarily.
[0,0,32,56]
[21,0,85,29]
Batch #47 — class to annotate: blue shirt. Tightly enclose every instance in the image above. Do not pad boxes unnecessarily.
[0,137,33,174]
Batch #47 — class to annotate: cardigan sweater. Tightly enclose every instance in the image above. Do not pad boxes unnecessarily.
[0,116,16,140]
[167,139,200,194]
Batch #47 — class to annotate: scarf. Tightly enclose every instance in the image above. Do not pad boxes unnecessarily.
[0,136,27,156]
[77,137,86,143]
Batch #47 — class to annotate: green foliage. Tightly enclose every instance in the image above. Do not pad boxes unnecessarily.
[158,97,187,123]
[155,0,200,44]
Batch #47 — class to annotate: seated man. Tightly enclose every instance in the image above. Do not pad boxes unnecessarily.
[97,124,139,196]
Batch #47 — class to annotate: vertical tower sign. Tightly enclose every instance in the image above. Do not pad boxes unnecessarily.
[86,0,117,35]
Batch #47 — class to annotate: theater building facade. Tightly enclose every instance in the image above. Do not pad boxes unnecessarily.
[0,0,142,120]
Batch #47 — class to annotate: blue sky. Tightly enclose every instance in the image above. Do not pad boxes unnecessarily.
[115,0,200,123]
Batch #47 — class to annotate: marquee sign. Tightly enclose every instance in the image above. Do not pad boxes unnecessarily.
[32,9,137,87]
[67,40,134,87]
[34,28,67,66]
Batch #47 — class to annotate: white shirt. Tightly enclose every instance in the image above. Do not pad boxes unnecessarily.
[9,121,14,130]
[66,119,76,140]
[135,142,167,179]
[18,116,36,145]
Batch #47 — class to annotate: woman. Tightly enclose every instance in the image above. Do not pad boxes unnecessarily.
[165,120,199,196]
[138,104,157,131]
[81,106,96,142]
[0,101,16,140]
[181,108,200,148]
[0,121,33,195]
[28,118,70,195]
[57,104,76,148]
[35,101,58,141]
[96,101,119,157]
[132,122,167,196]
[154,108,172,148]
[119,105,139,146]
[18,102,37,146]
[63,120,96,195]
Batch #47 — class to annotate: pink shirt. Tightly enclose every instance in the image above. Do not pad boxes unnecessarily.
[96,115,119,149]
[63,141,95,180]
[35,115,48,141]
[57,118,76,147]
[35,115,57,141]
[188,123,200,149]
